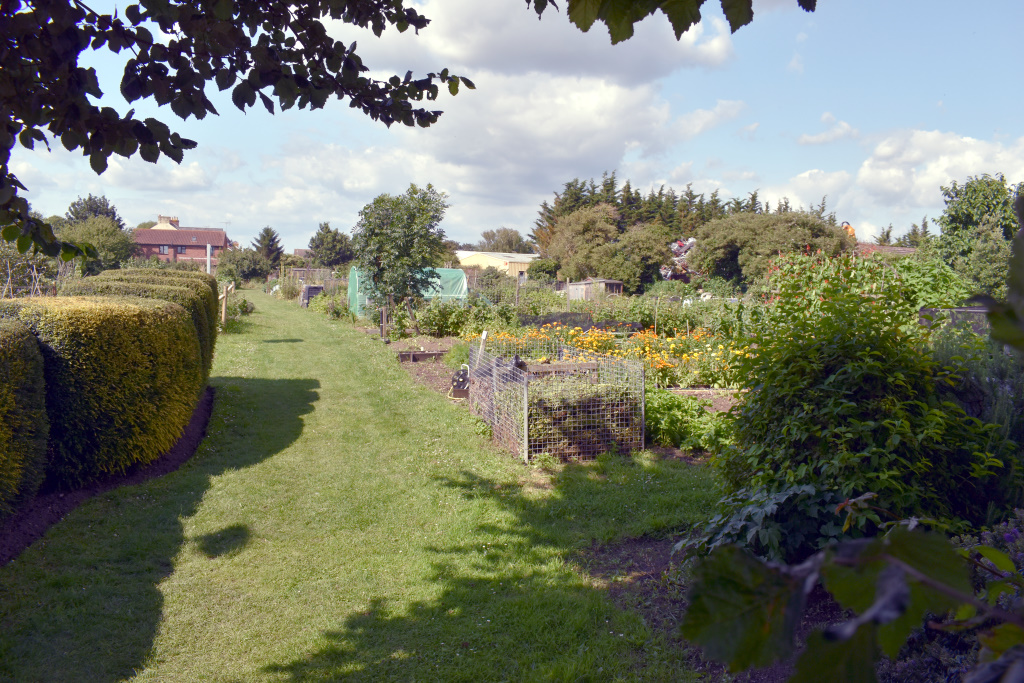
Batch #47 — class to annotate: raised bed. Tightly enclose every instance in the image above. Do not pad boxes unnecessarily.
[397,351,446,362]
[468,345,644,462]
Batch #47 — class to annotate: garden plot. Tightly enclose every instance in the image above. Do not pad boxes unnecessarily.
[468,344,644,461]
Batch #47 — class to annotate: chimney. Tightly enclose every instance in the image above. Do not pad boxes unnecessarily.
[157,215,180,229]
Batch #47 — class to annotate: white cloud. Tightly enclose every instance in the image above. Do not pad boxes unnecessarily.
[738,122,760,140]
[798,113,859,145]
[677,100,746,139]
[328,0,734,87]
[854,130,1024,210]
[787,53,804,73]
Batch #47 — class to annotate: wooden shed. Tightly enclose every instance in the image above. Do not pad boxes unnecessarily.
[566,278,623,301]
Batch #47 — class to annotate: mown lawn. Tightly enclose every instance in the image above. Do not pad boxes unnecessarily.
[0,290,719,682]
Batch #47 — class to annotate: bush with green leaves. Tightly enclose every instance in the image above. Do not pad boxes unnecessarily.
[307,291,345,318]
[644,389,733,454]
[0,297,203,489]
[891,255,972,309]
[931,322,1024,447]
[717,251,1019,535]
[683,484,850,563]
[0,319,49,520]
[416,299,470,337]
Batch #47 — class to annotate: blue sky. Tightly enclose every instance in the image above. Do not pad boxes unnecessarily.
[11,0,1024,251]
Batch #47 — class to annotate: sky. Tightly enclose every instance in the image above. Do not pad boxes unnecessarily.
[11,0,1024,252]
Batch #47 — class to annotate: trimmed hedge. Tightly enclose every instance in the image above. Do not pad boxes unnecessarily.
[60,279,214,383]
[0,319,49,519]
[0,297,203,489]
[123,268,219,306]
[96,269,218,343]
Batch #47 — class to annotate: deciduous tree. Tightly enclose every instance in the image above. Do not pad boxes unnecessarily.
[65,194,126,231]
[475,228,534,254]
[60,215,137,274]
[352,183,449,306]
[307,222,354,268]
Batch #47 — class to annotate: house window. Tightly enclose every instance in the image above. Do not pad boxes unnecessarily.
[177,246,187,254]
[159,245,168,254]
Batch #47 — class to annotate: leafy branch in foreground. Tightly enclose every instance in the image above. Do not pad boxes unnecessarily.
[682,526,1024,682]
[2,0,474,257]
[525,0,816,45]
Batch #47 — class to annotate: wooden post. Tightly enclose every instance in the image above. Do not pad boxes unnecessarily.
[566,280,571,311]
[221,284,228,325]
[514,276,520,307]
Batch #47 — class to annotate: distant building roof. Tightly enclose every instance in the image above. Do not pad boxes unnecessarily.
[855,242,918,257]
[455,250,540,263]
[294,248,311,257]
[134,228,230,248]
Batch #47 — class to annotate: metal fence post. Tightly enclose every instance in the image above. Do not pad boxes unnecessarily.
[522,373,529,463]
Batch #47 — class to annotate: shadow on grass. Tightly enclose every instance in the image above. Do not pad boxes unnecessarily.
[264,457,716,681]
[196,522,251,558]
[0,377,319,683]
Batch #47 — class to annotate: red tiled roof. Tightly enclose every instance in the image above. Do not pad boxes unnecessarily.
[134,228,229,248]
[855,242,918,257]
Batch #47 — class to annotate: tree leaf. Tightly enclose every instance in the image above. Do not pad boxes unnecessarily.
[680,545,804,671]
[259,91,274,114]
[232,81,256,110]
[215,68,235,91]
[720,0,754,32]
[977,546,1017,574]
[213,0,234,21]
[791,627,881,683]
[90,153,108,174]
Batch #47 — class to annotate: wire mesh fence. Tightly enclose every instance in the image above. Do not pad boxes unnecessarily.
[468,342,645,462]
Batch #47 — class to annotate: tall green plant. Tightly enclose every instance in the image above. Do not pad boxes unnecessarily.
[718,251,1017,528]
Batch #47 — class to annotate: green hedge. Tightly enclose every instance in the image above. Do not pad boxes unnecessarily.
[0,297,203,489]
[96,269,218,344]
[60,279,214,383]
[0,319,49,520]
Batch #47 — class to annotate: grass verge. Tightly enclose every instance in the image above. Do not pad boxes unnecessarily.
[0,290,719,681]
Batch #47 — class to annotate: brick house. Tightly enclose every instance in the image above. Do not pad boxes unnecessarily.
[133,216,232,270]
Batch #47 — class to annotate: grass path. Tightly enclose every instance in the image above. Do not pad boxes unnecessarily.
[0,291,718,682]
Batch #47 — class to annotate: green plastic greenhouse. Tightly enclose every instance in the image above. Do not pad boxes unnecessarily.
[347,267,469,317]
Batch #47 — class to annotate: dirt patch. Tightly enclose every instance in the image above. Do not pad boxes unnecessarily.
[0,386,215,567]
[574,535,851,683]
[668,388,740,413]
[393,336,467,401]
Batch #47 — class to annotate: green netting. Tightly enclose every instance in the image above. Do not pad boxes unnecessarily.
[347,267,468,317]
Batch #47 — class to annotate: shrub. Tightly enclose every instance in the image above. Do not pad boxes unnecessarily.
[59,279,214,383]
[96,269,219,341]
[716,252,1019,538]
[644,389,733,453]
[685,484,849,563]
[0,297,203,489]
[931,323,1024,447]
[278,279,300,300]
[0,320,49,519]
[418,300,470,337]
[307,291,344,318]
